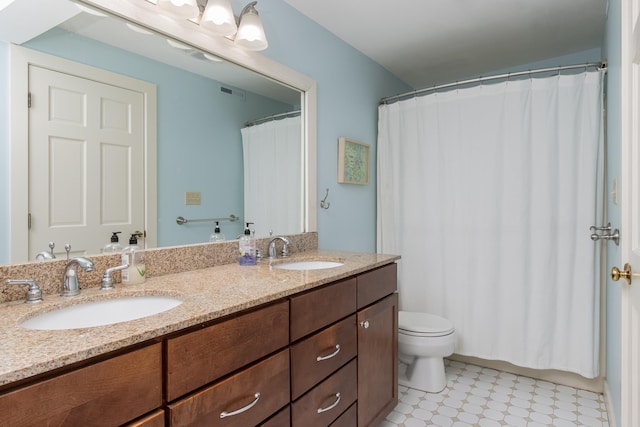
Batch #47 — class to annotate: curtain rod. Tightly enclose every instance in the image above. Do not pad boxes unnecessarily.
[244,110,301,127]
[380,62,607,105]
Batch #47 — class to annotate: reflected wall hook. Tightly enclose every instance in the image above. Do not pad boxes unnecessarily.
[320,188,330,209]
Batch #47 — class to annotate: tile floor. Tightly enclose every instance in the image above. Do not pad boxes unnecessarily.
[382,360,609,427]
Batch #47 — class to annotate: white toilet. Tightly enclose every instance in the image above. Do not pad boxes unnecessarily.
[398,311,456,393]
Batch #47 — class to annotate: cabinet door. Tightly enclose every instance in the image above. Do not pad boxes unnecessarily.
[357,293,398,427]
[0,343,162,427]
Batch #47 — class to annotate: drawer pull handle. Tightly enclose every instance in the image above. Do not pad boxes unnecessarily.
[317,392,341,414]
[316,344,341,362]
[360,320,370,329]
[220,392,261,418]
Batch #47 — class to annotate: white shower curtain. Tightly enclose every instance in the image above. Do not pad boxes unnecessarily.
[242,116,302,236]
[377,71,604,378]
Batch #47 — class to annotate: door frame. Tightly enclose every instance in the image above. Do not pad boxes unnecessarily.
[619,0,639,424]
[9,45,157,262]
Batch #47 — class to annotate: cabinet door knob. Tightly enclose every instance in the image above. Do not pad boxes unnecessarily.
[317,392,341,414]
[220,392,260,418]
[360,320,370,329]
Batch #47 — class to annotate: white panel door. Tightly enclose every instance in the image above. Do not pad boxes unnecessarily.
[620,0,640,425]
[28,65,144,259]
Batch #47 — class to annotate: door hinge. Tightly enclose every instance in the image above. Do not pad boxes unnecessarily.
[28,92,31,108]
[28,213,31,229]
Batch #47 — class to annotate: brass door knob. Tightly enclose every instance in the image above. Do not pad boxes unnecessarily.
[611,263,632,284]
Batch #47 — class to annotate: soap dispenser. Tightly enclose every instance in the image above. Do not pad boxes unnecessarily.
[102,232,122,254]
[121,233,146,284]
[238,222,256,266]
[209,221,226,243]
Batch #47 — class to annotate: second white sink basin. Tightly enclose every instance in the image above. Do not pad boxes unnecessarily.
[20,295,183,330]
[274,260,344,270]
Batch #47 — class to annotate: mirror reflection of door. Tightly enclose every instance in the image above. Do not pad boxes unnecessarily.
[28,65,146,259]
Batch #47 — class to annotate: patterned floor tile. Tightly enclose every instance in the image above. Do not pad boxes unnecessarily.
[382,361,609,427]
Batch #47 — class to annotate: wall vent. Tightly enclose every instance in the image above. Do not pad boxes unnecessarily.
[219,85,245,100]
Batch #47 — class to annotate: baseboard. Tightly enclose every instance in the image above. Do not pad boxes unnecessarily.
[448,354,604,393]
[603,380,617,427]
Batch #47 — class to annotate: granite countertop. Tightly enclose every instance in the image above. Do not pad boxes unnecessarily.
[0,250,399,387]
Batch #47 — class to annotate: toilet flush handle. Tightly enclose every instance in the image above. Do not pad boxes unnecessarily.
[360,320,370,329]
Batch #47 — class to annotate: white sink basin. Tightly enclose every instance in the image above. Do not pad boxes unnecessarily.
[273,260,344,270]
[20,295,183,330]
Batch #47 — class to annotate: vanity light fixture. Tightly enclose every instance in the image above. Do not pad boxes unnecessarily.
[157,0,200,20]
[234,1,268,51]
[200,0,237,36]
[155,0,269,51]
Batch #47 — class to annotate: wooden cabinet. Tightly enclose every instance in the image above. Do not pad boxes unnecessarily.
[357,293,398,427]
[0,343,162,427]
[356,264,399,427]
[290,263,398,427]
[0,262,397,427]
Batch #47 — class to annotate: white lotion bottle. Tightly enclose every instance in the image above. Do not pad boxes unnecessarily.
[121,233,146,284]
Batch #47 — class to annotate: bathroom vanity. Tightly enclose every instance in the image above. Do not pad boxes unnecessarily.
[0,250,398,426]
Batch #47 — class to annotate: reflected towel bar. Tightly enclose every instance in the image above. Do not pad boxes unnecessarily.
[176,214,239,225]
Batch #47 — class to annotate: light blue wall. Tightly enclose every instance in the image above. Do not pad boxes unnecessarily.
[0,42,8,263]
[604,0,622,423]
[250,0,412,252]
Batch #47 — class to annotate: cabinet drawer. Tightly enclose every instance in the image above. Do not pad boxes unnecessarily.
[168,349,290,427]
[291,359,357,427]
[0,343,162,427]
[357,263,397,309]
[290,278,356,341]
[290,315,357,399]
[330,403,357,427]
[166,301,289,401]
[259,405,290,426]
[126,410,165,427]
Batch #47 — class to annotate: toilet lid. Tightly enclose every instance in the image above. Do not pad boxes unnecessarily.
[398,311,455,336]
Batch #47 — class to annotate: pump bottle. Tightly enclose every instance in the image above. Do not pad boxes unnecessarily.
[209,221,226,242]
[238,222,256,265]
[102,232,122,254]
[122,233,146,284]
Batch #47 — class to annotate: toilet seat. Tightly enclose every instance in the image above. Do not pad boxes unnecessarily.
[399,311,455,337]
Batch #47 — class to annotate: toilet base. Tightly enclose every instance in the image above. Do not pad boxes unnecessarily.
[398,356,447,393]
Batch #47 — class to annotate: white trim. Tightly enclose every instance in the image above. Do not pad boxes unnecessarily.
[9,45,158,262]
[76,0,318,234]
[604,379,618,427]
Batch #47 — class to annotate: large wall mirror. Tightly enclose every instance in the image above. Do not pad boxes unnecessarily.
[2,0,317,264]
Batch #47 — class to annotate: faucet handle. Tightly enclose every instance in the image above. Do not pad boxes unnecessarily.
[100,262,129,291]
[6,279,43,304]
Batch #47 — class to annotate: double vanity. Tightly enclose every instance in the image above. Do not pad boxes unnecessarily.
[0,241,399,426]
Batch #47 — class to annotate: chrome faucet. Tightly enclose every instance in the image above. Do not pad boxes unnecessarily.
[100,261,129,291]
[61,257,94,297]
[268,236,290,259]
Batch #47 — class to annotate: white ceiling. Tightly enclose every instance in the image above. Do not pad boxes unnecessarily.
[284,0,608,88]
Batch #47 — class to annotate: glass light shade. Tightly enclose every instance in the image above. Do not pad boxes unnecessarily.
[235,10,268,51]
[156,0,199,20]
[200,0,237,36]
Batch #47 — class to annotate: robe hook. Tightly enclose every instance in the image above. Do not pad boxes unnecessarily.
[320,188,330,209]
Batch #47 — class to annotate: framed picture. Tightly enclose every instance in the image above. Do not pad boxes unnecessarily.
[338,137,370,185]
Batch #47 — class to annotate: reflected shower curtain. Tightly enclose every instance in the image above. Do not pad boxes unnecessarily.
[242,117,302,236]
[377,71,604,378]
